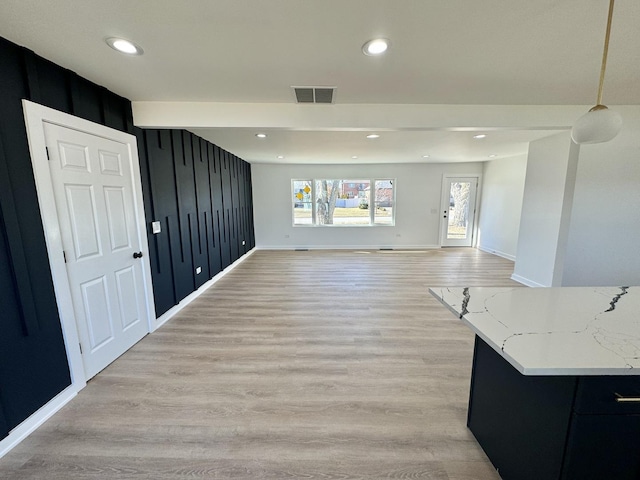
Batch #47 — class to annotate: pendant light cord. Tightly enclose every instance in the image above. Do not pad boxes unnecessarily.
[596,0,615,106]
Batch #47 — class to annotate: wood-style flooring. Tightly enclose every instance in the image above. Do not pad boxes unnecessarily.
[0,248,520,479]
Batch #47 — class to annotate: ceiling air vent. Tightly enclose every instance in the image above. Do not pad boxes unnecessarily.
[293,86,335,104]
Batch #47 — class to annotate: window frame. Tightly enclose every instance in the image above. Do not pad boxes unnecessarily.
[292,179,315,226]
[291,178,396,227]
[372,179,395,226]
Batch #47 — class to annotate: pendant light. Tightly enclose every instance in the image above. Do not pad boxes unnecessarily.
[571,0,622,144]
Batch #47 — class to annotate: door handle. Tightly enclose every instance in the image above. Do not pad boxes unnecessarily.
[133,251,143,259]
[615,393,640,403]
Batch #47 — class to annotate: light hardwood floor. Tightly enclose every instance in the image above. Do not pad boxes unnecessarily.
[1,248,520,479]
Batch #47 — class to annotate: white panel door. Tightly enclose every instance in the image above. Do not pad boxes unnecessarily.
[44,123,149,379]
[440,177,479,247]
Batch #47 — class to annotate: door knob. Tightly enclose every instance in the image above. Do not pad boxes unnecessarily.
[133,251,143,259]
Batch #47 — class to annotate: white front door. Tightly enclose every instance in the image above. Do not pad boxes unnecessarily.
[43,123,149,379]
[440,176,479,247]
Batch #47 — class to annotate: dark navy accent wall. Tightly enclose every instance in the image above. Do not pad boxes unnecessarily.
[209,146,225,273]
[0,35,255,440]
[0,36,136,439]
[246,164,256,250]
[193,136,212,285]
[220,151,233,269]
[139,130,253,316]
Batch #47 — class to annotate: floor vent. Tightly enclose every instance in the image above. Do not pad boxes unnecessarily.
[295,248,309,251]
[379,248,394,251]
[293,87,335,104]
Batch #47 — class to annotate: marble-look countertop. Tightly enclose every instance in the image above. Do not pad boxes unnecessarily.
[429,286,640,376]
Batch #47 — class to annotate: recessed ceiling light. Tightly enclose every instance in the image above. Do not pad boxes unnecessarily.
[473,134,487,139]
[105,37,144,55]
[488,154,497,158]
[256,133,267,138]
[422,155,430,158]
[366,134,380,139]
[362,38,390,56]
[277,155,284,159]
[352,156,359,159]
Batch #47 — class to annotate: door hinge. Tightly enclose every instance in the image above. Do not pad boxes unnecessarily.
[63,250,67,263]
[79,343,83,354]
[46,146,50,160]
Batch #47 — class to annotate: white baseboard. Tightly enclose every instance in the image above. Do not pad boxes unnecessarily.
[255,245,441,251]
[510,273,547,287]
[0,248,256,459]
[0,386,77,458]
[478,245,516,262]
[153,248,256,331]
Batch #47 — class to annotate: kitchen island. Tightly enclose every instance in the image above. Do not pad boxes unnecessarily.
[429,286,640,480]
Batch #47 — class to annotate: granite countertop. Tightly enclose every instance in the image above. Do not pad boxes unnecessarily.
[429,286,640,376]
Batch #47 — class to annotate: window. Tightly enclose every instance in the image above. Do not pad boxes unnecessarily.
[373,180,394,225]
[292,180,313,225]
[292,178,395,226]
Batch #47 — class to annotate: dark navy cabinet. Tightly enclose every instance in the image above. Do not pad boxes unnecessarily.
[468,336,640,480]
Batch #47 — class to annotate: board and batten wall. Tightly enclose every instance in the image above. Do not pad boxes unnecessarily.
[0,35,254,443]
[141,129,255,317]
[251,162,482,249]
[476,154,527,261]
[0,35,124,441]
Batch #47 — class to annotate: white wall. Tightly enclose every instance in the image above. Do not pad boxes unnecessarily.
[561,107,640,286]
[512,132,579,287]
[510,107,640,288]
[476,154,527,261]
[252,162,482,249]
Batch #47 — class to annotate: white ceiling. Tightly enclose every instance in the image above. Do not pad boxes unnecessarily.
[1,0,639,164]
[189,128,559,164]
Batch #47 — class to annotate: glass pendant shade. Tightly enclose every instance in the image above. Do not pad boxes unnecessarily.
[571,105,622,144]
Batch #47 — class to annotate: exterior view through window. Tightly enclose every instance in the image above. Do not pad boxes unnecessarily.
[447,181,471,239]
[292,179,395,226]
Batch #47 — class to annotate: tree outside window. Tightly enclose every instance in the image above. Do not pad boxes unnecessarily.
[292,179,395,226]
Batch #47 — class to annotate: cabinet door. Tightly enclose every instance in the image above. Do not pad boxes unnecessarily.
[562,414,640,480]
[574,376,640,415]
[468,336,576,480]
